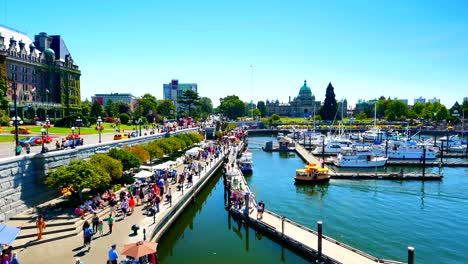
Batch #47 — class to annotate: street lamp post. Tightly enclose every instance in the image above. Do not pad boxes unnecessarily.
[45,116,51,136]
[76,116,83,135]
[10,81,21,155]
[97,116,103,143]
[138,118,142,136]
[41,128,46,153]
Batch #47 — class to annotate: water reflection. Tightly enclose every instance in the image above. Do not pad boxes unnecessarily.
[295,182,329,200]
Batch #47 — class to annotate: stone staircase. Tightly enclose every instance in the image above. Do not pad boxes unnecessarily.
[6,197,113,250]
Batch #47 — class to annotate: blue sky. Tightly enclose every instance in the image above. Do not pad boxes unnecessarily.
[2,0,467,108]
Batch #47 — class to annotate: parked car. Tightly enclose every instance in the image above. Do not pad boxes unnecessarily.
[11,127,32,134]
[114,133,129,140]
[19,137,42,147]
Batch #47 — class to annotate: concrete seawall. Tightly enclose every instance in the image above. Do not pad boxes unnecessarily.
[149,154,225,242]
[0,128,198,222]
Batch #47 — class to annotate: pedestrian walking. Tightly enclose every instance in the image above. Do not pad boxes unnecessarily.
[91,213,99,233]
[10,252,19,264]
[83,225,93,250]
[107,214,114,234]
[82,220,90,246]
[98,220,104,236]
[257,200,265,219]
[108,244,118,264]
[154,194,161,213]
[128,195,135,214]
[75,257,84,264]
[109,197,117,216]
[25,143,31,154]
[120,198,128,219]
[36,214,46,240]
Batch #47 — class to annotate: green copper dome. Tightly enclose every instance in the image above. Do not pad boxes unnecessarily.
[44,48,55,56]
[300,80,311,92]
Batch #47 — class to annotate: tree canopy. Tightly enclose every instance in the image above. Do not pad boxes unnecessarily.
[157,99,176,120]
[45,160,111,199]
[319,83,338,120]
[257,101,267,117]
[177,90,200,117]
[218,95,246,120]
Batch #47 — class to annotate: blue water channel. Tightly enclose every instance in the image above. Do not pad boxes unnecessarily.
[159,137,468,264]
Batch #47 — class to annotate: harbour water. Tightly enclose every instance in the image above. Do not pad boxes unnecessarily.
[158,137,468,264]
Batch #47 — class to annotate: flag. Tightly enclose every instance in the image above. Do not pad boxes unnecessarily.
[46,89,50,93]
[31,87,36,93]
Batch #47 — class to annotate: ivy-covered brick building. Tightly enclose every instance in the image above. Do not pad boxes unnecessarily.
[0,25,81,120]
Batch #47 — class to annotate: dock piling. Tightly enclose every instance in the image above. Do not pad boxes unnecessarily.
[317,221,323,262]
[422,147,426,178]
[281,216,285,236]
[408,246,415,264]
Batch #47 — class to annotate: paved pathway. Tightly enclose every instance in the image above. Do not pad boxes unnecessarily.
[15,144,226,264]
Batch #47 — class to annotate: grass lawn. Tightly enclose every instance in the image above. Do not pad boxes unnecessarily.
[0,123,138,142]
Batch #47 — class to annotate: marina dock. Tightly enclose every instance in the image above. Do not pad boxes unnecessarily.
[227,148,406,264]
[324,159,468,167]
[294,144,443,180]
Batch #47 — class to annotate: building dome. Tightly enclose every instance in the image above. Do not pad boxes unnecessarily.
[298,80,312,98]
[44,48,55,56]
[300,80,311,92]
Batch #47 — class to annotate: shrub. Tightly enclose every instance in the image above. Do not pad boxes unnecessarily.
[119,113,130,124]
[90,154,123,180]
[107,148,141,171]
[124,145,149,163]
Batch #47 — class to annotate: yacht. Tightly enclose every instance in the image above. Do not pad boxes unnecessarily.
[312,138,353,155]
[333,146,388,167]
[373,140,437,160]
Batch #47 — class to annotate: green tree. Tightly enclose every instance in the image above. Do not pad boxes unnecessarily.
[257,101,267,117]
[319,83,338,120]
[107,148,141,171]
[157,100,176,119]
[355,113,367,120]
[270,113,280,121]
[104,99,119,117]
[177,90,200,117]
[119,113,130,124]
[117,102,132,115]
[198,97,213,120]
[81,98,92,117]
[90,100,104,118]
[0,57,10,116]
[136,93,158,122]
[45,160,111,200]
[413,102,425,116]
[218,95,246,120]
[252,108,261,118]
[386,100,408,120]
[90,154,123,180]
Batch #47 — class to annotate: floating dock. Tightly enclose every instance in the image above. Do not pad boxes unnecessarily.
[294,144,443,180]
[227,152,405,264]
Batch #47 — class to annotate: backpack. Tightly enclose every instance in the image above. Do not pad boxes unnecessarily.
[85,227,93,237]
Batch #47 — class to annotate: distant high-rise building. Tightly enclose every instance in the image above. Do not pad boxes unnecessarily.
[163,79,197,112]
[428,97,440,103]
[463,97,468,103]
[91,93,137,109]
[394,97,408,105]
[414,96,426,104]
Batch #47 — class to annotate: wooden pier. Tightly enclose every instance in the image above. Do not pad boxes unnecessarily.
[226,152,405,264]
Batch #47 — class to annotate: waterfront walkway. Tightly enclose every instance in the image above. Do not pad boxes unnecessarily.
[10,144,225,263]
[229,145,403,264]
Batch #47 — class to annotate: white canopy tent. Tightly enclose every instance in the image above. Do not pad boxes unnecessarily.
[133,170,153,179]
[186,147,203,156]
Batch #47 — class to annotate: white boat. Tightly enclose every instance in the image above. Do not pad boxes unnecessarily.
[277,132,285,140]
[373,140,438,160]
[239,158,253,174]
[333,147,388,167]
[312,138,353,155]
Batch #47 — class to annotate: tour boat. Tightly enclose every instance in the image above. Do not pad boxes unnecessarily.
[239,158,253,174]
[294,163,330,183]
[373,140,437,160]
[333,146,388,167]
